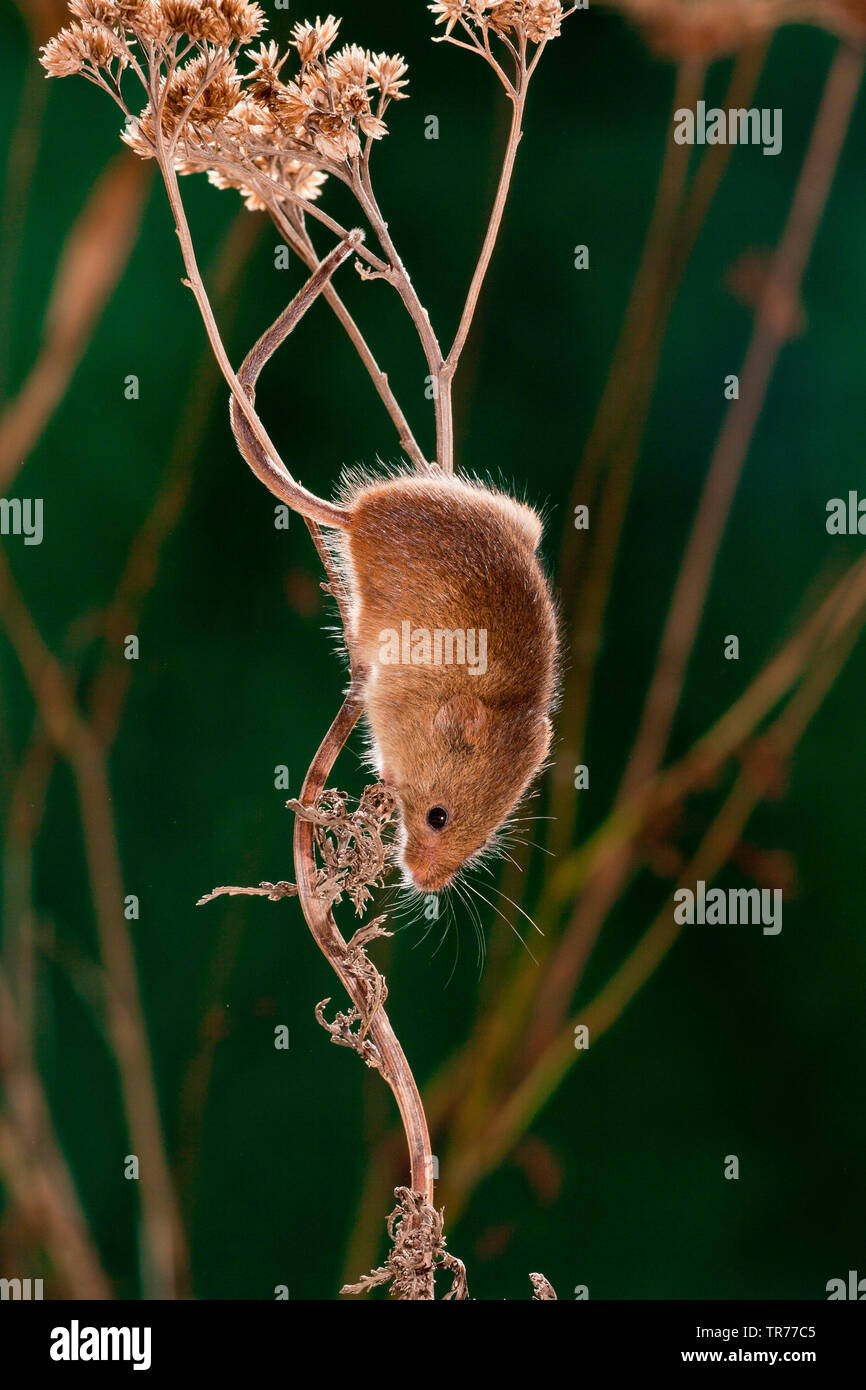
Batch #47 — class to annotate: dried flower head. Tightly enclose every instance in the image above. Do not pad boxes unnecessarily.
[291,13,340,63]
[429,0,566,44]
[490,0,566,43]
[369,52,410,101]
[42,4,411,219]
[41,21,128,77]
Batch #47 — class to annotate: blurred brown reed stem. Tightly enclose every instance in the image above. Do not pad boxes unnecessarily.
[0,209,260,1291]
[0,967,111,1297]
[526,38,864,1051]
[0,549,187,1297]
[89,210,261,739]
[623,40,865,799]
[0,153,150,491]
[445,609,866,1208]
[549,43,767,861]
[0,61,49,401]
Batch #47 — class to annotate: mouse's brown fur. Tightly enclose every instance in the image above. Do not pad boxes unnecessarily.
[335,471,559,891]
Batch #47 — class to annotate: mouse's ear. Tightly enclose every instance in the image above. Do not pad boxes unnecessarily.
[433,693,488,747]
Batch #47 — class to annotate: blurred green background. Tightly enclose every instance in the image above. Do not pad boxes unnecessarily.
[1,0,865,1299]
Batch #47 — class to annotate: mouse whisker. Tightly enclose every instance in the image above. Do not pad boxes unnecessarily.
[499,833,555,857]
[461,878,538,966]
[452,879,487,980]
[468,873,544,937]
[444,907,461,988]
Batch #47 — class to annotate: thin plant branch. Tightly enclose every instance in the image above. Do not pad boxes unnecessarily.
[292,687,436,1208]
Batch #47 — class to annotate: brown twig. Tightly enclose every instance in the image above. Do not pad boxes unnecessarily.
[292,688,435,1211]
[272,212,431,473]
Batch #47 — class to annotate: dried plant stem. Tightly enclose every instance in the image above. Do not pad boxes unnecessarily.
[154,140,350,526]
[440,618,865,1217]
[149,90,441,1246]
[550,44,769,858]
[549,57,705,857]
[526,39,864,1048]
[351,165,450,469]
[0,1119,111,1299]
[0,206,256,1298]
[0,550,185,1299]
[275,213,430,472]
[0,60,48,400]
[422,542,866,1212]
[292,687,435,1212]
[229,232,364,486]
[0,154,150,491]
[439,83,527,455]
[669,42,768,275]
[0,970,112,1298]
[550,553,866,904]
[90,211,262,741]
[623,39,864,800]
[2,730,54,1055]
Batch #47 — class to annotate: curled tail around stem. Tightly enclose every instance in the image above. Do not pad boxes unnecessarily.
[228,231,367,531]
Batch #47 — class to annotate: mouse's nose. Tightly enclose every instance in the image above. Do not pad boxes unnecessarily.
[402,844,453,892]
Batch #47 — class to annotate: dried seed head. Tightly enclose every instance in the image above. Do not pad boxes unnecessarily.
[162,0,205,33]
[220,0,267,42]
[429,0,566,44]
[291,13,340,63]
[40,21,127,76]
[429,0,471,37]
[369,52,409,100]
[43,4,408,209]
[490,0,566,42]
[40,26,88,77]
[328,41,369,87]
[164,53,243,125]
[68,0,121,23]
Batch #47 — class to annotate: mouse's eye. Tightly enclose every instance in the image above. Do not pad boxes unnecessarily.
[426,806,449,831]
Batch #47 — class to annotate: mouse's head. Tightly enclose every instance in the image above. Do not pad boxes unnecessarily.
[380,692,552,892]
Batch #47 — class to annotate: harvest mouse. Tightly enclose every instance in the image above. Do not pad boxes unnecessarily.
[230,236,559,892]
[335,470,558,892]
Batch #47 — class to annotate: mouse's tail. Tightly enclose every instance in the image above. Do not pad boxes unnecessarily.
[229,232,363,531]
